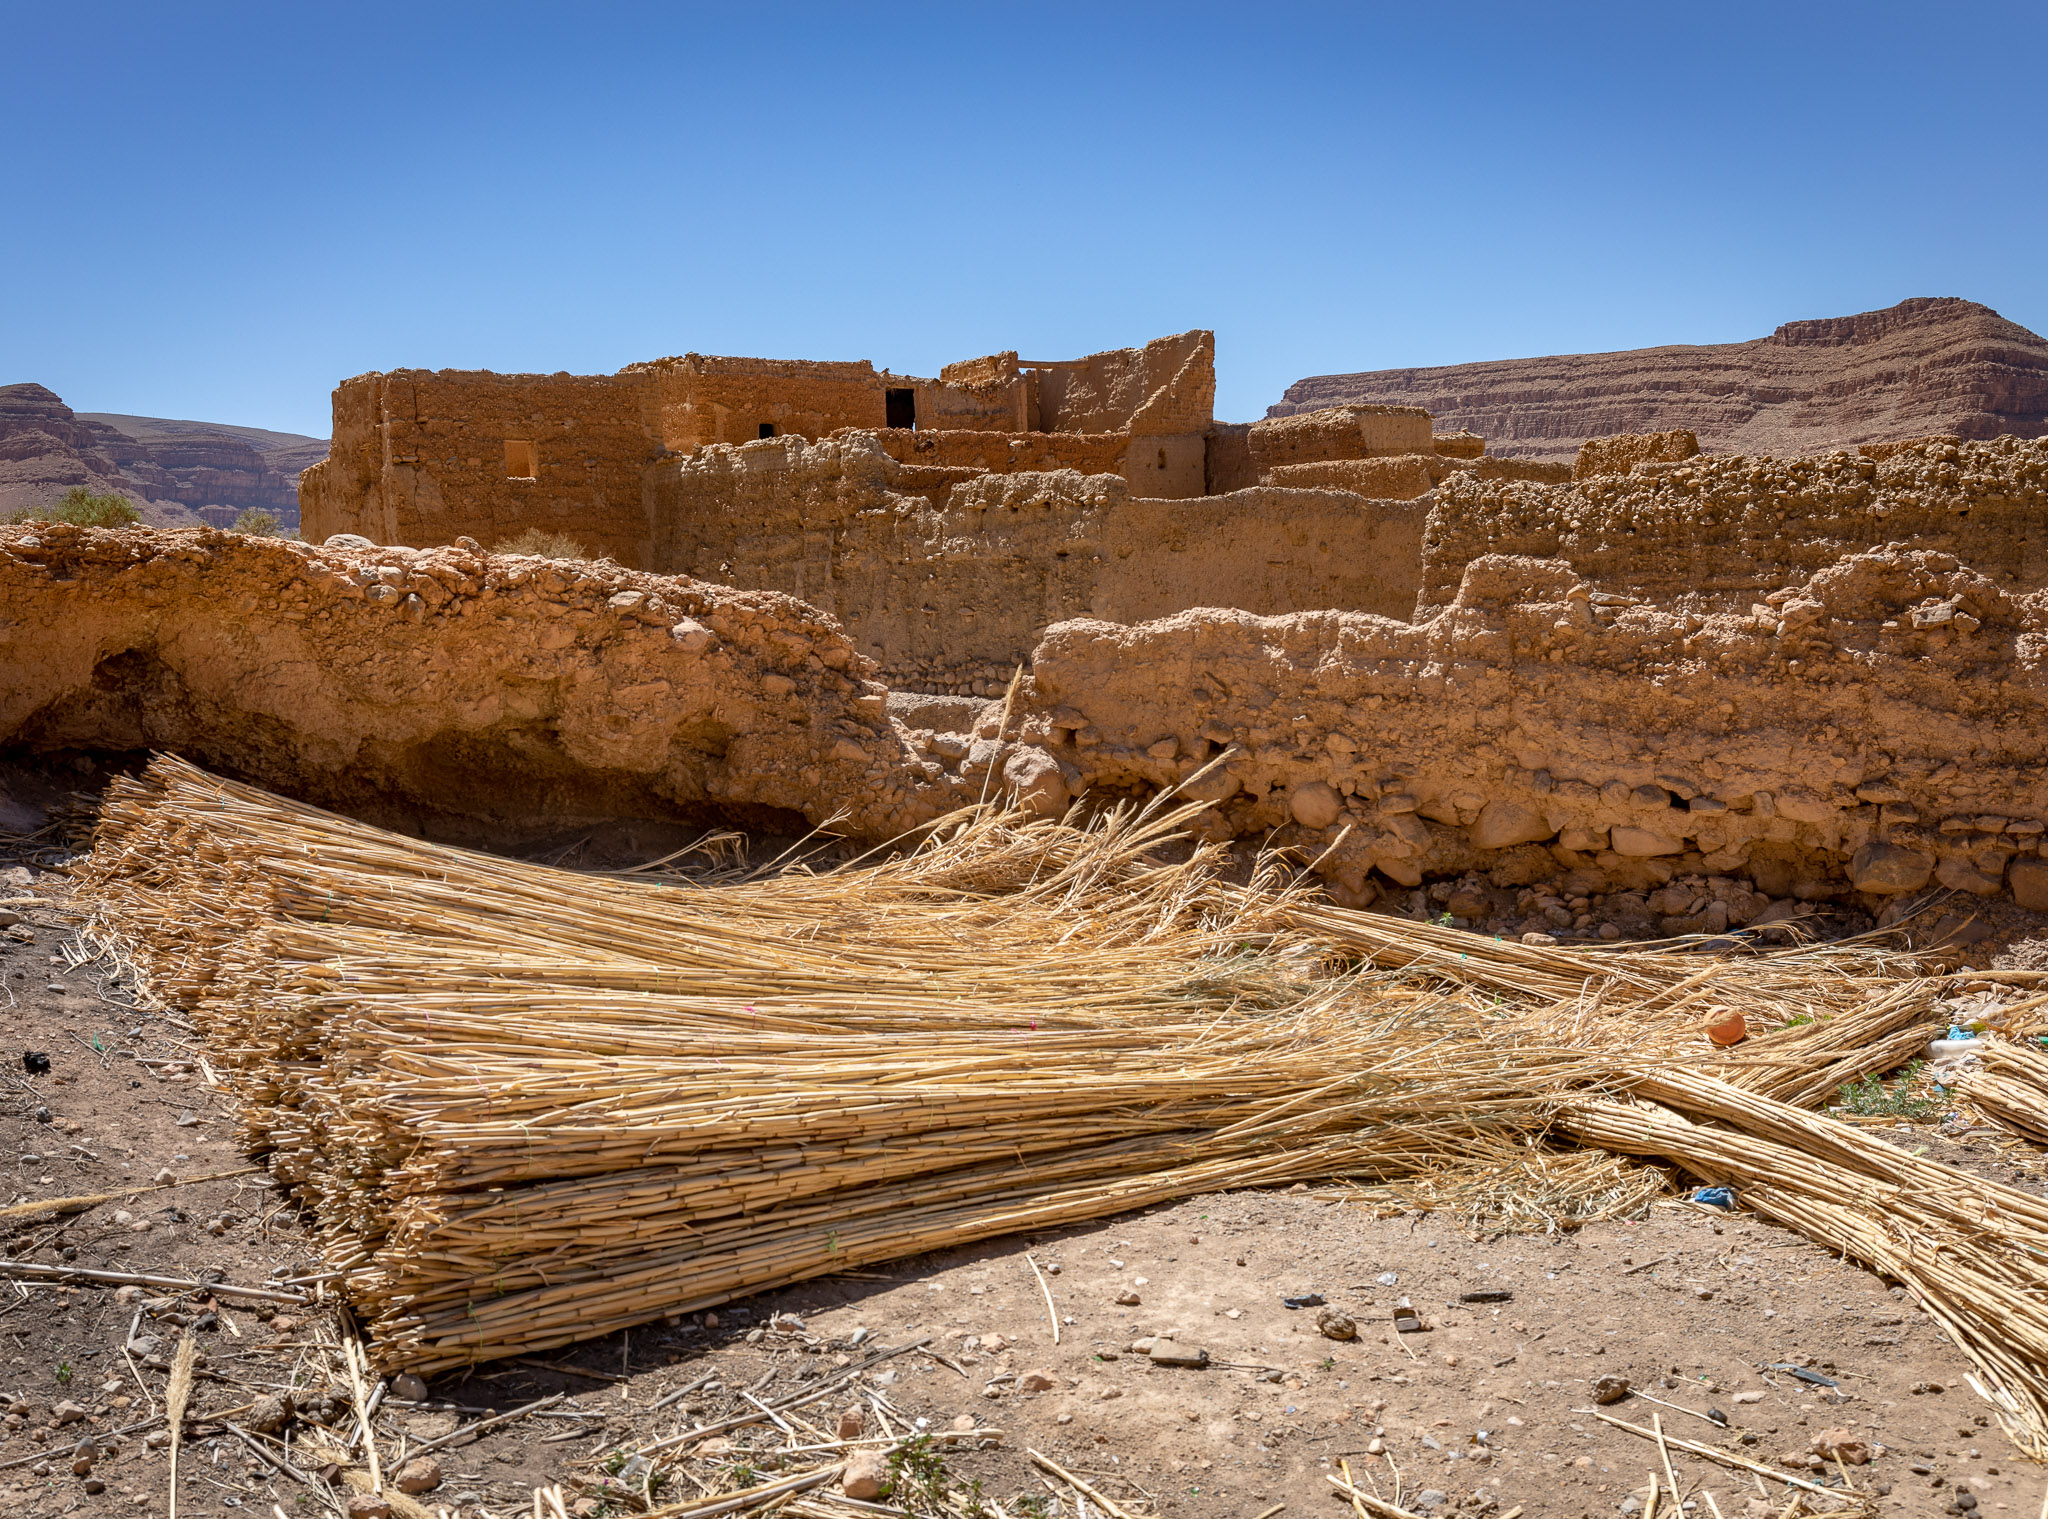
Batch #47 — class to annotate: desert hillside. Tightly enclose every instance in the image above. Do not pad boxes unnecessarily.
[1272,296,2048,458]
[0,381,324,527]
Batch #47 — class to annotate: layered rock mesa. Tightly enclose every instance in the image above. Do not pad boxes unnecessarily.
[10,523,2048,925]
[0,382,323,528]
[1271,298,2048,460]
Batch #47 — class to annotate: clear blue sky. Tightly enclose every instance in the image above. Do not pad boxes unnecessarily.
[6,2,2044,438]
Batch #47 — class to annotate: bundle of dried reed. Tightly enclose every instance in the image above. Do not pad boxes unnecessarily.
[78,759,1589,1371]
[1956,1039,2048,1145]
[84,753,2030,1455]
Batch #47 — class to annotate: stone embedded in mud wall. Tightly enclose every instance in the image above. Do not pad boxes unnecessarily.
[1013,544,2048,915]
[0,523,1006,841]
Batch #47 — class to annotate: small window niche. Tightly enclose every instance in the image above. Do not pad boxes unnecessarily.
[885,387,916,429]
[758,423,778,439]
[504,440,537,479]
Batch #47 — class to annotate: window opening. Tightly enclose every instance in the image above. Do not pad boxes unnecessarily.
[758,423,778,439]
[885,388,917,429]
[504,440,537,478]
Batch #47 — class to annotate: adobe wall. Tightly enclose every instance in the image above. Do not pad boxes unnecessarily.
[301,332,1221,556]
[644,437,1427,694]
[868,428,1130,478]
[1246,405,1434,468]
[1417,435,2048,615]
[634,355,887,451]
[1034,330,1215,436]
[300,369,656,564]
[1012,544,2048,919]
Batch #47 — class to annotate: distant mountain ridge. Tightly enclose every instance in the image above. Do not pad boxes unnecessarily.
[1270,297,2048,459]
[0,383,325,527]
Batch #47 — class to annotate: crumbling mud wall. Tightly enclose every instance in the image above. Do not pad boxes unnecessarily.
[1418,435,2048,615]
[646,436,1426,693]
[0,523,970,841]
[15,523,2048,926]
[302,332,1224,563]
[1013,546,2048,918]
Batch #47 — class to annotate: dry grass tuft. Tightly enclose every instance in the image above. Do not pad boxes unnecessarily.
[493,527,589,559]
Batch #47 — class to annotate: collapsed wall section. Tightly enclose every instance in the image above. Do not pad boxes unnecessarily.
[17,523,2048,931]
[1014,545,2048,920]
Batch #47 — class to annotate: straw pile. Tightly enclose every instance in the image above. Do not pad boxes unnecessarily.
[83,754,2048,1460]
[78,758,1603,1371]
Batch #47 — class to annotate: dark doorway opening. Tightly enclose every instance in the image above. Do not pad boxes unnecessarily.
[885,388,916,429]
[758,423,777,439]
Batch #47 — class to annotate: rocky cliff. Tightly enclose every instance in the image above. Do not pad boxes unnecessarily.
[1272,298,2048,460]
[0,382,324,527]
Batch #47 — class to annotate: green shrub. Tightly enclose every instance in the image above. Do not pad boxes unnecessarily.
[1835,1059,1940,1120]
[7,487,141,528]
[495,527,589,560]
[231,508,288,537]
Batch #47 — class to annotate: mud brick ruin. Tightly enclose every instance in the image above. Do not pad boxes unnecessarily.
[8,300,2048,940]
[302,331,1489,693]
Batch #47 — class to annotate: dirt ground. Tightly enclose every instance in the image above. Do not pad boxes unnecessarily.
[3,792,2047,1518]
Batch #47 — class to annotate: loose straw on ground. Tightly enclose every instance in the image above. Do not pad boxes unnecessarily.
[1026,1253,1060,1345]
[165,1335,193,1519]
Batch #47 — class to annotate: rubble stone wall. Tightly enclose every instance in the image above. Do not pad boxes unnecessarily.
[1014,544,2048,917]
[1417,435,2048,615]
[16,524,2048,923]
[0,523,940,841]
